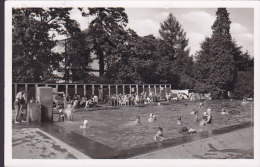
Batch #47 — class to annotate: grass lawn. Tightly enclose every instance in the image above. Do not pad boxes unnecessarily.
[54,99,253,149]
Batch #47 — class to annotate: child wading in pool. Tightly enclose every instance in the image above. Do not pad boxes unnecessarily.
[80,120,88,128]
[148,113,156,123]
[176,116,182,125]
[127,116,141,126]
[154,127,164,141]
[200,108,212,126]
[193,110,199,122]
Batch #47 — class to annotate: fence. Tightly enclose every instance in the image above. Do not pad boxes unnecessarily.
[12,83,172,103]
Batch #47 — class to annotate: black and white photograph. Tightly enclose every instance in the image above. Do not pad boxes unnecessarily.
[4,1,260,167]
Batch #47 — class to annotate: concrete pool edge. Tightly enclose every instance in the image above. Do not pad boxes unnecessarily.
[131,127,254,159]
[36,121,253,159]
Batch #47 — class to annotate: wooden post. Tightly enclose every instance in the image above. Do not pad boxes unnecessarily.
[14,84,17,96]
[65,84,68,96]
[108,85,111,96]
[83,84,86,97]
[75,85,77,95]
[92,84,94,95]
[123,85,125,95]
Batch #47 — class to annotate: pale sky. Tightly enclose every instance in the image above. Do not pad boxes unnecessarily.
[69,8,254,57]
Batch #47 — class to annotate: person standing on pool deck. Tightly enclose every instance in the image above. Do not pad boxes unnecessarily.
[14,90,27,124]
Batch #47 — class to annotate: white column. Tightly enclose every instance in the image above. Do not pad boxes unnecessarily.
[65,84,68,96]
[143,85,145,93]
[84,85,86,96]
[159,85,162,95]
[154,85,156,94]
[14,84,17,96]
[35,84,38,98]
[108,85,111,96]
[130,85,132,95]
[75,85,78,95]
[92,84,94,95]
[148,85,151,94]
[123,85,125,95]
[25,84,28,92]
[136,85,138,95]
[116,85,118,96]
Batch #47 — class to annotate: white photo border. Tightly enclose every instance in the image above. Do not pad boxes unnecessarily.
[5,1,260,167]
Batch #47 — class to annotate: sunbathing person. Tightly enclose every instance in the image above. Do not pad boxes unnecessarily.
[133,94,140,106]
[154,127,164,141]
[80,97,88,106]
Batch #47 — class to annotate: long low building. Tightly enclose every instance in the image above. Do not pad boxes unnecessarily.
[12,83,172,103]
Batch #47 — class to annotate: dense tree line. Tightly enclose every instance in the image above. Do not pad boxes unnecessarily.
[12,7,253,98]
[194,8,253,98]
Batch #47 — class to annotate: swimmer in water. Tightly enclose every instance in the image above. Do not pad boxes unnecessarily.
[176,116,182,125]
[80,120,88,128]
[148,113,156,122]
[154,127,164,141]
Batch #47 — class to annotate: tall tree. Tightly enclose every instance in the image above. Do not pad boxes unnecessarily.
[194,8,239,98]
[12,8,84,82]
[159,13,193,89]
[85,8,128,76]
[62,32,93,83]
[193,37,212,92]
[231,42,254,98]
[209,8,235,92]
[159,13,189,61]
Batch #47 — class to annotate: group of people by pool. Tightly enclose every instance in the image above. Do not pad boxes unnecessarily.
[107,92,161,106]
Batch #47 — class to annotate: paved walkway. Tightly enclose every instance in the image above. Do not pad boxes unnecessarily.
[132,127,253,159]
[12,128,90,159]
